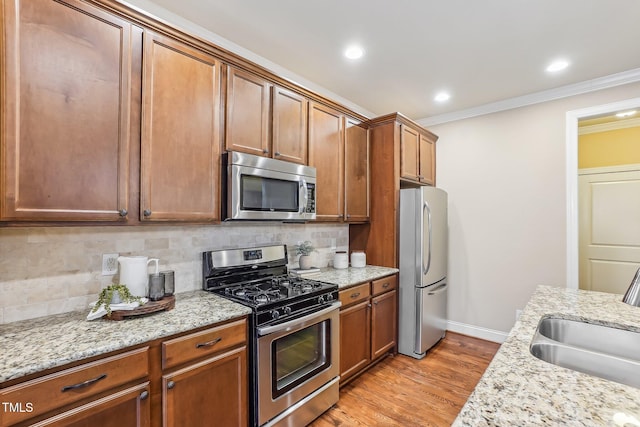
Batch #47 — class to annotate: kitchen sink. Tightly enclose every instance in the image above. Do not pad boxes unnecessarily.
[530,316,640,388]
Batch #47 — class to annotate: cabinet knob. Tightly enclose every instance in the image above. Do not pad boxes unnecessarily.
[346,214,351,218]
[143,209,152,217]
[263,149,270,154]
[167,381,175,390]
[274,151,281,156]
[140,390,149,400]
[118,209,128,217]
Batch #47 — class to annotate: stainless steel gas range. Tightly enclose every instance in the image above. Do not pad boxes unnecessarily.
[202,245,340,427]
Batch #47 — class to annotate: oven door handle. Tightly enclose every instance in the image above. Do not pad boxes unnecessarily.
[257,302,341,336]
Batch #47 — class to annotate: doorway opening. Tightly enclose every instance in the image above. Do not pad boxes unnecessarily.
[566,97,640,290]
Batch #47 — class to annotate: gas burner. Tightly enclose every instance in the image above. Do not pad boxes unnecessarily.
[297,283,314,293]
[249,289,281,305]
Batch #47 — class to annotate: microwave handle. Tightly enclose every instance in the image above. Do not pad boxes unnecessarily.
[299,179,308,214]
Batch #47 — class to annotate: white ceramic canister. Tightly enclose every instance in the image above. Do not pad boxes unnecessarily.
[350,251,366,268]
[333,251,349,269]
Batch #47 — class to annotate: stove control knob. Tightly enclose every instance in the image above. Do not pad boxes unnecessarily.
[271,310,280,320]
[283,306,292,315]
[326,294,334,302]
[317,295,325,304]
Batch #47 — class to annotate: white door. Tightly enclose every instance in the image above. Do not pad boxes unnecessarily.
[579,165,640,293]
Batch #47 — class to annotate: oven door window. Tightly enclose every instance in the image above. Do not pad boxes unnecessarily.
[241,175,298,212]
[272,319,331,398]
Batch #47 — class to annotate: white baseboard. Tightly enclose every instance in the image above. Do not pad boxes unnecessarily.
[447,320,509,344]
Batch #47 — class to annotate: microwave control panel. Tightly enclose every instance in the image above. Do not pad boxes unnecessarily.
[305,184,316,213]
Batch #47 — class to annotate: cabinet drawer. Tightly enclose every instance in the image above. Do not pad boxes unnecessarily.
[0,347,148,426]
[162,319,247,370]
[339,283,371,307]
[371,275,397,296]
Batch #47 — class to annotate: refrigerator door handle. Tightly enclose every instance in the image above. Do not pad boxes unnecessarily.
[428,283,448,295]
[422,201,432,275]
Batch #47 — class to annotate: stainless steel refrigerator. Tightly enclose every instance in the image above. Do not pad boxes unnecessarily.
[398,187,448,359]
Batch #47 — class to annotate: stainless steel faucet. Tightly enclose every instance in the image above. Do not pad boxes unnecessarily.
[622,267,640,306]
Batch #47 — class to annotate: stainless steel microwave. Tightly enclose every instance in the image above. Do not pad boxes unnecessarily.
[224,152,316,221]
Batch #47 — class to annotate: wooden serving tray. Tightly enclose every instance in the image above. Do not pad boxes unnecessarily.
[107,295,175,321]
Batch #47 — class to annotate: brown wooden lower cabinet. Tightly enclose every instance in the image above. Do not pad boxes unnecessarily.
[339,274,397,385]
[29,382,151,427]
[339,300,371,381]
[0,318,248,427]
[162,347,247,427]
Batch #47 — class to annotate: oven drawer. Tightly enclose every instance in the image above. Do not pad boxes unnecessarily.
[162,319,247,370]
[339,283,371,307]
[372,275,397,296]
[0,347,148,426]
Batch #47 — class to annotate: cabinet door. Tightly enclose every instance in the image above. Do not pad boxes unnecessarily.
[419,133,435,185]
[1,0,137,221]
[400,124,420,182]
[33,382,150,427]
[371,290,397,360]
[309,102,344,221]
[225,66,270,156]
[272,86,308,164]
[141,31,222,221]
[339,300,371,383]
[163,347,247,427]
[344,118,369,222]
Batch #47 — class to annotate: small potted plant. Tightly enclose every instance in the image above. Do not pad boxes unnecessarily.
[293,240,317,270]
[92,284,142,317]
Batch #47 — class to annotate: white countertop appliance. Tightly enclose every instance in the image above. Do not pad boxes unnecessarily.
[398,187,448,359]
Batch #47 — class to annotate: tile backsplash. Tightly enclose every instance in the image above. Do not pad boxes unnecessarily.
[0,223,348,324]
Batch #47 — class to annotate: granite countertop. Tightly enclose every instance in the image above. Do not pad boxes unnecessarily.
[0,266,397,385]
[454,285,640,427]
[312,265,398,289]
[0,291,251,384]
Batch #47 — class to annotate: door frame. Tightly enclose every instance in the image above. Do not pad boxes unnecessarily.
[565,97,640,289]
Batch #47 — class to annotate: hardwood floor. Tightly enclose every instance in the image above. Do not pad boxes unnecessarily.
[309,332,501,427]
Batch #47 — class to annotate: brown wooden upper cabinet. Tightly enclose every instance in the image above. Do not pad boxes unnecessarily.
[309,102,345,221]
[225,66,271,157]
[271,86,309,164]
[0,0,139,221]
[344,119,370,222]
[140,31,222,222]
[400,123,437,185]
[309,103,369,223]
[226,67,308,165]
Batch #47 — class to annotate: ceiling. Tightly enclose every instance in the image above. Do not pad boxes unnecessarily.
[128,0,640,122]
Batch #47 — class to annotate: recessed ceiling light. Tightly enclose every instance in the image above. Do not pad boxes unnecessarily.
[434,92,450,102]
[616,110,637,118]
[546,60,569,73]
[344,45,364,60]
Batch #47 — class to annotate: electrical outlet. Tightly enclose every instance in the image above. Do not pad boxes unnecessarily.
[102,253,119,276]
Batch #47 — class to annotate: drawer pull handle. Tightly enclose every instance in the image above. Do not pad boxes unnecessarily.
[140,390,149,400]
[196,337,222,348]
[350,292,361,299]
[382,283,390,289]
[61,374,107,392]
[167,381,175,389]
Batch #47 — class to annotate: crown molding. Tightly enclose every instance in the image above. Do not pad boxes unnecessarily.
[578,117,640,135]
[417,68,640,127]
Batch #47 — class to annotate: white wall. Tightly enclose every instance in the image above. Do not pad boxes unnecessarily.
[429,82,640,337]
